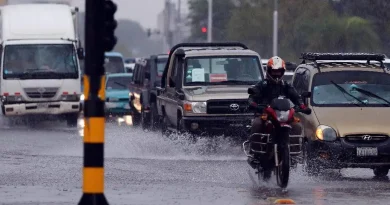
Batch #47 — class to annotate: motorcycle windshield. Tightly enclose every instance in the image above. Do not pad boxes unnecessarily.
[270,98,291,111]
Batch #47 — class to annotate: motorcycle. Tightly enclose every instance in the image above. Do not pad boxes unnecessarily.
[243,92,311,189]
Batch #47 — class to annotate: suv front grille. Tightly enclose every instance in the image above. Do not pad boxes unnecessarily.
[207,99,249,114]
[24,87,59,99]
[345,134,389,144]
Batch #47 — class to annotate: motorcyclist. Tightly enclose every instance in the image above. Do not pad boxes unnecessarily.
[248,56,308,133]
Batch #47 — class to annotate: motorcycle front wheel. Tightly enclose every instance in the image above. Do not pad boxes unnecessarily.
[276,136,290,188]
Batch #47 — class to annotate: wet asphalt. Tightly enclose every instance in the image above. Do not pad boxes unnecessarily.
[0,117,389,205]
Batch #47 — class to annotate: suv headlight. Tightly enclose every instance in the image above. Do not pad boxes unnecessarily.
[316,125,337,141]
[183,101,207,114]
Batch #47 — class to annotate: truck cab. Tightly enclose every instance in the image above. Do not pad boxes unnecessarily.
[0,4,84,126]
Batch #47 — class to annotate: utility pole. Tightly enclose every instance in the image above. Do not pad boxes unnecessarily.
[272,0,278,56]
[207,0,213,42]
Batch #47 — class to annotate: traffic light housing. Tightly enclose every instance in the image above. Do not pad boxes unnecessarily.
[103,0,118,51]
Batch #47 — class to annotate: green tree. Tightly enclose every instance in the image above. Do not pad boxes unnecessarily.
[187,0,235,42]
[227,0,273,58]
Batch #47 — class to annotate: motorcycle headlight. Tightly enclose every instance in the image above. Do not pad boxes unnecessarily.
[275,110,290,122]
[183,101,207,114]
[316,125,337,141]
[80,94,85,101]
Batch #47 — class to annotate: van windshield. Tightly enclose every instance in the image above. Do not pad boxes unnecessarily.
[105,56,125,74]
[184,56,262,86]
[3,44,79,79]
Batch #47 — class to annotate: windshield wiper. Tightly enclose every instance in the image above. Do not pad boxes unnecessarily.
[330,81,365,107]
[352,87,390,107]
[114,82,126,88]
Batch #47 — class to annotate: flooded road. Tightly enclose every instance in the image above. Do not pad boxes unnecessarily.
[0,117,389,204]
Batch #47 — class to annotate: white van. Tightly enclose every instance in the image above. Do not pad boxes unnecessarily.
[0,4,83,126]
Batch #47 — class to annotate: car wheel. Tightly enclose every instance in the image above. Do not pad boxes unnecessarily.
[150,102,159,130]
[302,141,320,176]
[141,108,150,131]
[131,110,141,127]
[373,167,389,177]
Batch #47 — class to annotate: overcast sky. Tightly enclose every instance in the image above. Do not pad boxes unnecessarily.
[71,0,188,29]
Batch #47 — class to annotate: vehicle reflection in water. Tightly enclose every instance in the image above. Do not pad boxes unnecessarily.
[313,186,325,205]
[77,115,133,137]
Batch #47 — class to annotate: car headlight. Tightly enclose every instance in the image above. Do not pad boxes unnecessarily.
[275,110,290,122]
[316,125,337,141]
[183,101,207,114]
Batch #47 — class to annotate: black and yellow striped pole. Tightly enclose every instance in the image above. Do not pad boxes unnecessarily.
[79,0,117,204]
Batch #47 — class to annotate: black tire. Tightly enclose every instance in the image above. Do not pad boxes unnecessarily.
[302,141,320,176]
[276,142,290,189]
[131,111,141,127]
[141,108,151,130]
[150,102,159,130]
[373,167,389,177]
[66,113,79,127]
[161,114,171,137]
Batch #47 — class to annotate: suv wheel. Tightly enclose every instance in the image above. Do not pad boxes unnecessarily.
[373,167,389,177]
[141,108,150,130]
[150,102,159,130]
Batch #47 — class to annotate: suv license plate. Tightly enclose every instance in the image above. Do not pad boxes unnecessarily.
[356,147,378,157]
[37,103,48,109]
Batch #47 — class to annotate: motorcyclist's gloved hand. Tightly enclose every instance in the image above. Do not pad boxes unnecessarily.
[299,104,307,109]
[250,102,258,108]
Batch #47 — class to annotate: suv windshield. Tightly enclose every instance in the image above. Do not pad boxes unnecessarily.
[157,58,167,78]
[106,75,132,90]
[184,56,262,85]
[105,56,125,74]
[3,44,78,79]
[312,71,390,107]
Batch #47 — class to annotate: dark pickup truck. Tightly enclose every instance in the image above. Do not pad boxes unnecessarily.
[129,54,168,129]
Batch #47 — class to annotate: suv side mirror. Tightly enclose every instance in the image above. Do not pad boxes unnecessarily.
[77,48,84,59]
[301,91,311,98]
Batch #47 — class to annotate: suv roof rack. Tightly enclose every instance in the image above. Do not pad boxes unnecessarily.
[300,52,387,73]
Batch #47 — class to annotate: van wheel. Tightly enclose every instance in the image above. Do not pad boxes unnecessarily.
[373,167,389,177]
[66,113,79,127]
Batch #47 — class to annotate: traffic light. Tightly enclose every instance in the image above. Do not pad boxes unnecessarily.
[103,0,118,51]
[201,27,207,33]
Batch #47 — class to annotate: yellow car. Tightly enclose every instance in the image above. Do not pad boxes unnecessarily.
[293,53,390,177]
